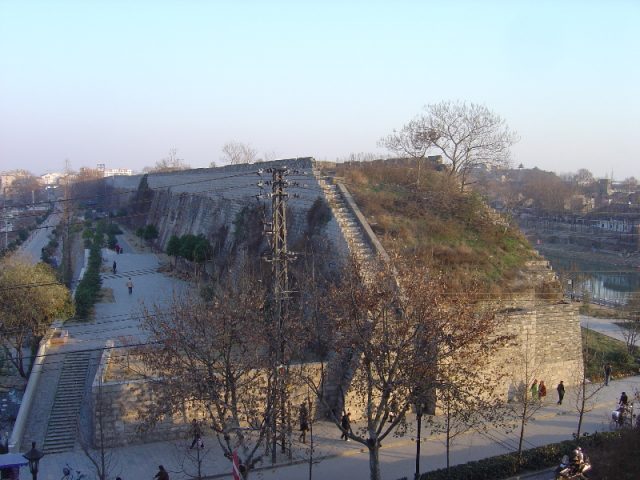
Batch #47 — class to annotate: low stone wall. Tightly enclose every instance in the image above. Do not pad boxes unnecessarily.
[491,301,583,402]
[92,359,325,447]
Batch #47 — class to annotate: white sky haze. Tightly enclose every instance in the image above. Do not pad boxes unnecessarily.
[1,0,638,179]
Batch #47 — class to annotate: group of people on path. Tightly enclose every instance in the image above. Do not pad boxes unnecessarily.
[530,379,567,405]
[529,379,548,402]
[110,243,134,295]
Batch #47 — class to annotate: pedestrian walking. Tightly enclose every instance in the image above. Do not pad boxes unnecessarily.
[530,379,538,401]
[388,398,398,423]
[557,380,565,405]
[539,380,547,403]
[604,363,612,386]
[126,278,133,294]
[190,419,203,449]
[299,402,309,444]
[340,412,351,441]
[112,260,117,274]
[154,465,169,480]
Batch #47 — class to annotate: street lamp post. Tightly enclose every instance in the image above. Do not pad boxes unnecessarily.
[23,442,44,480]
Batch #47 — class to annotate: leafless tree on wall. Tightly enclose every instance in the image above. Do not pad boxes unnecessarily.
[380,101,518,191]
[143,148,191,173]
[220,141,258,165]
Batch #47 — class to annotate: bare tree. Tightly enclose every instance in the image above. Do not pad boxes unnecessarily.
[143,148,191,173]
[304,260,503,480]
[620,291,640,354]
[428,361,507,472]
[221,141,258,165]
[381,101,517,191]
[622,176,638,193]
[506,331,544,466]
[80,377,118,480]
[572,328,604,440]
[572,168,595,186]
[135,272,272,479]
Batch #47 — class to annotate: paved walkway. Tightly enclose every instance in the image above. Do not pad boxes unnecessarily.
[581,314,635,346]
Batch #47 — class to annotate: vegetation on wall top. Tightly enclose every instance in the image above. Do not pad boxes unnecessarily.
[330,159,537,287]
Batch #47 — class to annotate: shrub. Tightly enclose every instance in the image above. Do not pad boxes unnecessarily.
[143,224,158,240]
[420,433,617,480]
[74,223,104,319]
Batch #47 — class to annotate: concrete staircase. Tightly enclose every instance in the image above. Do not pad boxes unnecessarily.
[42,351,91,453]
[315,176,377,275]
[315,174,386,415]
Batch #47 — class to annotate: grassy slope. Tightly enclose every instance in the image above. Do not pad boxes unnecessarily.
[583,327,638,380]
[331,161,536,287]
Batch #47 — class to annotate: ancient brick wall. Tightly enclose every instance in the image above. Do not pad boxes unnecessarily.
[107,158,349,270]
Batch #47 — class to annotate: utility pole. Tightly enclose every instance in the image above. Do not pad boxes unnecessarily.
[259,166,297,463]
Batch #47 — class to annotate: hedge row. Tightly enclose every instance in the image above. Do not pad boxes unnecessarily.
[420,432,617,480]
[74,221,105,319]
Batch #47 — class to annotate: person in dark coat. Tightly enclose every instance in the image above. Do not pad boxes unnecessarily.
[604,363,612,386]
[299,403,309,443]
[190,419,203,449]
[154,465,169,480]
[557,381,565,405]
[619,391,629,407]
[340,412,351,441]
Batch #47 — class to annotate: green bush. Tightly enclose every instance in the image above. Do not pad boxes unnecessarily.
[73,224,104,319]
[143,224,158,240]
[167,233,212,264]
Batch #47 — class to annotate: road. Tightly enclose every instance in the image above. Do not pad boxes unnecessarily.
[15,208,60,264]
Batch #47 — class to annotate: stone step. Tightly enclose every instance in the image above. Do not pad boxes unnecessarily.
[42,351,91,454]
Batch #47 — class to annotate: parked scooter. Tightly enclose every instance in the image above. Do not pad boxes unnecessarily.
[554,448,591,479]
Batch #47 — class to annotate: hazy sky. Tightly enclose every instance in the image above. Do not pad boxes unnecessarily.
[1,0,638,179]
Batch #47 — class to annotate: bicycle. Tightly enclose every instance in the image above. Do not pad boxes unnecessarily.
[609,403,634,430]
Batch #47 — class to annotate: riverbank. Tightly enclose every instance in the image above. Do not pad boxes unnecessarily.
[531,241,640,270]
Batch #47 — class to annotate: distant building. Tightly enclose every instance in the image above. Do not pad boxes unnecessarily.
[103,168,133,177]
[0,173,19,191]
[40,172,64,185]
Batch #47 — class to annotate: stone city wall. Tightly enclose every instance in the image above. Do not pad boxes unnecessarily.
[107,158,349,267]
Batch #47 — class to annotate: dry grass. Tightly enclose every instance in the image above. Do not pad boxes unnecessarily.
[330,160,536,287]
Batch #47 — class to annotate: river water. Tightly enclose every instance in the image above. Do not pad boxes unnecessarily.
[541,251,640,306]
